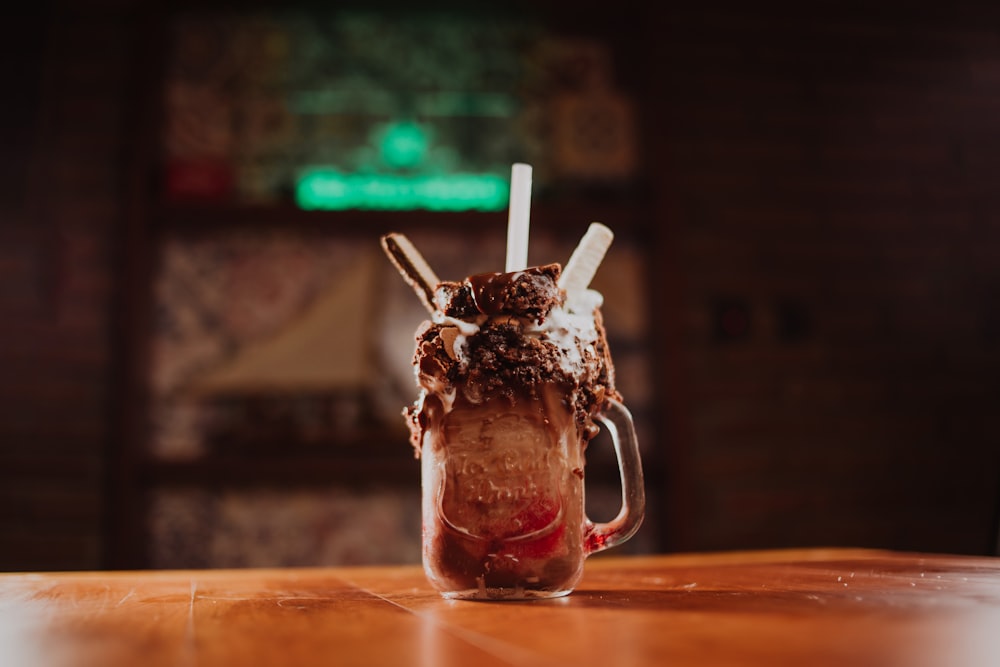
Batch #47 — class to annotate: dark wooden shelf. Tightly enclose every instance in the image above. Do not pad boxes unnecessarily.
[140,447,420,489]
[153,199,650,240]
[138,446,657,491]
[104,3,669,569]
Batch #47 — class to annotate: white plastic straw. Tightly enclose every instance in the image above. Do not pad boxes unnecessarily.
[505,163,532,272]
[559,222,615,294]
[380,233,440,315]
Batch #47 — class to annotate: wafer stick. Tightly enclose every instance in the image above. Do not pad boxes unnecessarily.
[380,233,440,315]
[559,222,615,294]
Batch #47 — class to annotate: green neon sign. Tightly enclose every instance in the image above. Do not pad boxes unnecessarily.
[378,121,429,169]
[296,170,509,211]
[295,120,511,211]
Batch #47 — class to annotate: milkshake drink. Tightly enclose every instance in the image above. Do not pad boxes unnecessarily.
[381,168,644,599]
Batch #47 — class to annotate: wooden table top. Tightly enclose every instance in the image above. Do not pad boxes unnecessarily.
[2,548,999,667]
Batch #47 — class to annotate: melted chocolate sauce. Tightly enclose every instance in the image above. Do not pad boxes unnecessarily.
[435,264,562,320]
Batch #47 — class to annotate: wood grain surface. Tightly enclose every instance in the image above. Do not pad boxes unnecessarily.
[2,548,998,667]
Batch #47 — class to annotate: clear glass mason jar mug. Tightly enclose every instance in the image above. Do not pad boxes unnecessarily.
[419,388,645,600]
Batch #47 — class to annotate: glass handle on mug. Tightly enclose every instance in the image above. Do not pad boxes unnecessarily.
[585,398,646,555]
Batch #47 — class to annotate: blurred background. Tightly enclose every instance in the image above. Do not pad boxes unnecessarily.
[1,0,998,572]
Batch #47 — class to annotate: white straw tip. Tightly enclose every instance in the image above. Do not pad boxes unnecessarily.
[505,163,533,273]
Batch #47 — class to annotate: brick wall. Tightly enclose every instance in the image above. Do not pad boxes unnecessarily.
[0,3,137,570]
[651,4,1000,554]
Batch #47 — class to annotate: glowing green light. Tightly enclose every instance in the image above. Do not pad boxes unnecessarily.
[379,122,429,169]
[295,170,509,211]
